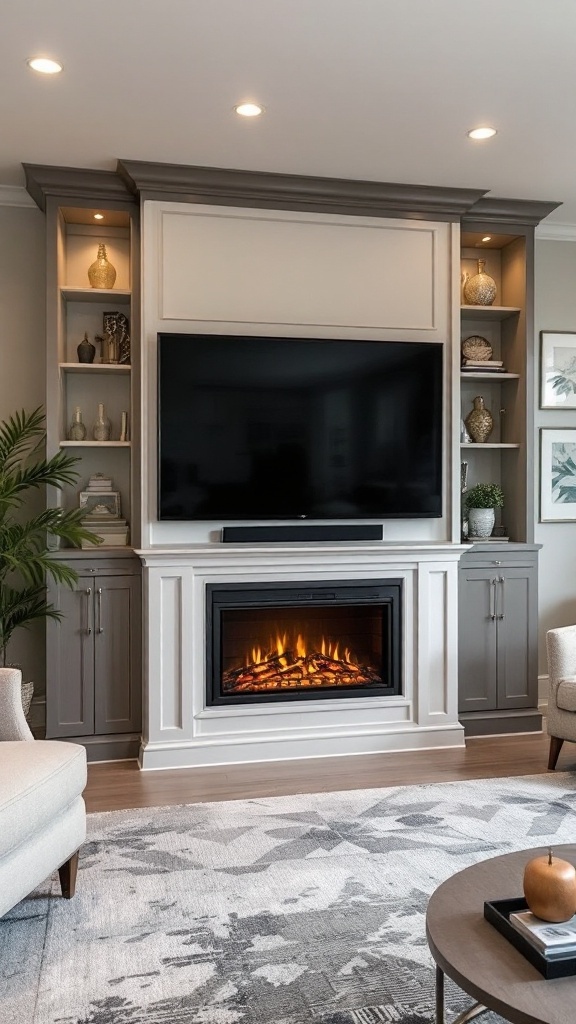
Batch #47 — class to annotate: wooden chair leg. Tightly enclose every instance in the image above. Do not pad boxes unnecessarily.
[58,850,79,899]
[548,736,565,771]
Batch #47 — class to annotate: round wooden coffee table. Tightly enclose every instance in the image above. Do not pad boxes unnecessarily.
[426,844,576,1024]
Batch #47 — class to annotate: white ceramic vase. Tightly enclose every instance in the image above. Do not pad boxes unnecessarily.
[468,507,495,538]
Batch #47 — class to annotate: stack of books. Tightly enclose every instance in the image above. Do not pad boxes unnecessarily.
[81,511,129,548]
[509,910,576,961]
[461,359,506,373]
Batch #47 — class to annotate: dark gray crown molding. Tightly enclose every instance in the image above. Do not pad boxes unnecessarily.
[117,160,487,221]
[463,195,562,227]
[23,163,136,211]
[23,159,562,227]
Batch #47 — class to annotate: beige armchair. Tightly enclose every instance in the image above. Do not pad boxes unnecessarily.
[546,625,576,770]
[0,667,87,918]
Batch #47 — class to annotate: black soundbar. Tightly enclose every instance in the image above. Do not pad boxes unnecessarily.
[221,525,383,543]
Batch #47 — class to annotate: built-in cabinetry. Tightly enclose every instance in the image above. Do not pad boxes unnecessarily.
[28,173,143,759]
[46,554,142,760]
[458,545,541,735]
[45,200,139,537]
[457,203,554,734]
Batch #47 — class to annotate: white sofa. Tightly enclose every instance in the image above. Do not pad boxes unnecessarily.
[0,667,87,919]
[547,625,576,770]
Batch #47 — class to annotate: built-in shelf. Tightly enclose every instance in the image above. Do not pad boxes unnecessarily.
[59,441,131,448]
[461,304,521,321]
[59,362,131,374]
[60,286,131,303]
[460,372,520,381]
[460,443,521,449]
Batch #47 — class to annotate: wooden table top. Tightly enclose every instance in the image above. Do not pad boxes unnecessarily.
[426,845,576,1024]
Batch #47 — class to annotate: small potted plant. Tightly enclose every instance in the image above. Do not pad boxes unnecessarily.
[463,482,504,538]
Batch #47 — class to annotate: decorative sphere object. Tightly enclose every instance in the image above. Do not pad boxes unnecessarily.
[465,396,493,443]
[463,259,497,306]
[523,848,576,922]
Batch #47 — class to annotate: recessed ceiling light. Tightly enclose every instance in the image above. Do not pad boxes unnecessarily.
[482,235,492,242]
[467,126,497,140]
[94,213,104,220]
[234,102,264,117]
[27,57,63,75]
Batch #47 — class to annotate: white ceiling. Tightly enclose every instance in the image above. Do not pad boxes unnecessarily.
[3,0,576,226]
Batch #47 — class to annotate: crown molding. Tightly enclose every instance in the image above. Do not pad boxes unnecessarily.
[117,160,488,221]
[0,185,35,208]
[463,195,562,228]
[535,222,576,242]
[23,164,136,211]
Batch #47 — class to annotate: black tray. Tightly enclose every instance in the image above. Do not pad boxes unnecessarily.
[484,897,576,980]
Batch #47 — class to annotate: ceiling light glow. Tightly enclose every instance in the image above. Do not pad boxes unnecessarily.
[482,235,492,242]
[94,213,104,220]
[27,57,63,74]
[467,126,497,140]
[235,102,264,117]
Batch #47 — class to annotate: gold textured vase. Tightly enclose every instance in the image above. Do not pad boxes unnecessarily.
[465,395,493,443]
[463,258,497,306]
[87,243,117,289]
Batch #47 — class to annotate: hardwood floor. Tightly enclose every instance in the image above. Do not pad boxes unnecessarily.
[84,729,576,813]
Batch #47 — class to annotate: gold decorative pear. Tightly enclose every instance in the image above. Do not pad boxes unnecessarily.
[465,396,493,443]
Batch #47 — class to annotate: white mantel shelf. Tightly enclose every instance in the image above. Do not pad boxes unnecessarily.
[136,542,466,770]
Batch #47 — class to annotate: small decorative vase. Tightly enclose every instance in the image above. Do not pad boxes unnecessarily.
[87,243,117,290]
[463,258,497,306]
[93,403,111,441]
[468,507,495,538]
[68,406,87,441]
[465,395,493,443]
[77,332,96,363]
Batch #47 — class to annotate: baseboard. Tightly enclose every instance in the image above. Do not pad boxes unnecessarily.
[56,733,141,762]
[459,708,543,737]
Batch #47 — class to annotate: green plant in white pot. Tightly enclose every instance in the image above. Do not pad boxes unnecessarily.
[463,482,504,539]
[0,408,99,713]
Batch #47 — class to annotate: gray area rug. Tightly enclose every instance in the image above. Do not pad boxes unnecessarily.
[2,772,576,1024]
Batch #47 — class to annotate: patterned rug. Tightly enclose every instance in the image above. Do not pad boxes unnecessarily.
[2,772,576,1024]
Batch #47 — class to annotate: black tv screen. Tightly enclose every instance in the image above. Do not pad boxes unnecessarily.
[157,334,443,521]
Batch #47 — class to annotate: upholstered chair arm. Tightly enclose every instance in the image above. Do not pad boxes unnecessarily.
[547,626,576,692]
[0,667,34,741]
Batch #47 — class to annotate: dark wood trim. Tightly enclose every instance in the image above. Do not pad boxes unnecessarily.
[116,159,488,220]
[464,196,562,227]
[23,164,136,211]
[58,850,79,898]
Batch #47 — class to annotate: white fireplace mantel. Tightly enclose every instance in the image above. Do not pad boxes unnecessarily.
[137,542,466,770]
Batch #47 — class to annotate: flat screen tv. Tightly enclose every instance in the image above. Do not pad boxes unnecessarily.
[157,334,443,521]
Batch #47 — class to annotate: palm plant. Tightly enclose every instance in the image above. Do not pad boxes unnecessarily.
[0,407,99,667]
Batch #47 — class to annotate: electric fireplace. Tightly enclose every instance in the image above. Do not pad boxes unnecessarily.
[206,579,402,705]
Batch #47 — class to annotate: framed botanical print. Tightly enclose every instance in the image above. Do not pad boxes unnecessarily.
[540,428,576,521]
[540,331,576,408]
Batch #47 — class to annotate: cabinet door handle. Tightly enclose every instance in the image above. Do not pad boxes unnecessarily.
[96,587,104,633]
[490,579,497,620]
[498,576,505,619]
[84,588,92,635]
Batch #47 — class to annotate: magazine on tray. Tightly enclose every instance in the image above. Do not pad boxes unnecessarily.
[509,911,576,956]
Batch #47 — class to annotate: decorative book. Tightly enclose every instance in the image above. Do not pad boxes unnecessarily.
[484,897,576,979]
[509,910,576,956]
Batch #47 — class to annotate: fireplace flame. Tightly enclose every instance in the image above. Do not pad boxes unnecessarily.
[224,629,380,694]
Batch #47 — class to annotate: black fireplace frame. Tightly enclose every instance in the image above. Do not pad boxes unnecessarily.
[206,579,402,706]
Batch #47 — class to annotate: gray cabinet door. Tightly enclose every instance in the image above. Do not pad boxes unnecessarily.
[93,575,142,735]
[496,566,538,708]
[458,569,498,713]
[46,580,95,737]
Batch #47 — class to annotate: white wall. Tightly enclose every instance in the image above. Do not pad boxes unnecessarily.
[535,237,576,674]
[0,201,46,691]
